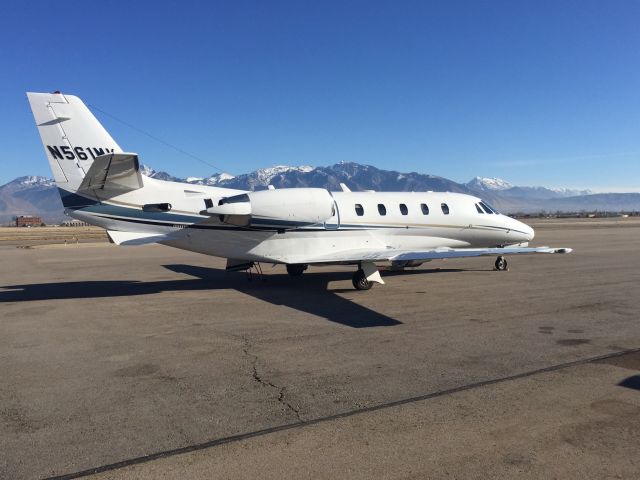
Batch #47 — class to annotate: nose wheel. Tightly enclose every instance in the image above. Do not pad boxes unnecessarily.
[494,256,508,271]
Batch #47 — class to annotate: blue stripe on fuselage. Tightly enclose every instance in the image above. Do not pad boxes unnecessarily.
[58,188,99,208]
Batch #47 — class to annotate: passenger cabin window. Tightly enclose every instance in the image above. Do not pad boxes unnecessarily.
[475,203,484,214]
[441,203,450,215]
[421,203,429,215]
[399,204,408,215]
[378,204,387,216]
[355,204,364,216]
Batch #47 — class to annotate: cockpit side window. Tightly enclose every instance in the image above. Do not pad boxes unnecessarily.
[475,203,484,214]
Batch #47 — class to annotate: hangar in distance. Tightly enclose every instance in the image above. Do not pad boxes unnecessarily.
[27,92,572,290]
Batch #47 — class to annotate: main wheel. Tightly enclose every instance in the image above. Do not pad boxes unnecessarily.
[494,256,508,271]
[286,264,307,277]
[352,269,373,290]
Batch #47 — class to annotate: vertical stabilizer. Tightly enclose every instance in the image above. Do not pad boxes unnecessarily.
[26,92,122,192]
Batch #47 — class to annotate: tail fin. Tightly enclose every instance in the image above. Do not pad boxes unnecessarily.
[26,92,122,192]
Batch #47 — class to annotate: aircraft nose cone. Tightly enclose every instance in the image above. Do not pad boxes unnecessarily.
[525,224,535,241]
[508,218,534,243]
[519,222,535,242]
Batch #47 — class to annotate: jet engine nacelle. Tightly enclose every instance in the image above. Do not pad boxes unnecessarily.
[208,188,335,229]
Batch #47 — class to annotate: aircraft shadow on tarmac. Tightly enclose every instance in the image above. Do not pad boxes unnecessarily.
[619,375,640,391]
[0,265,472,328]
[0,265,414,328]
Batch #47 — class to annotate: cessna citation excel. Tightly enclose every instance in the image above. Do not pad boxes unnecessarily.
[27,92,572,290]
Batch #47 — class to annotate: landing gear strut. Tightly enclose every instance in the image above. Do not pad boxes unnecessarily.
[494,256,508,271]
[352,269,373,290]
[286,264,308,277]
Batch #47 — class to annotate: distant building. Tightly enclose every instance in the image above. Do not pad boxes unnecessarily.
[61,219,91,227]
[16,215,43,227]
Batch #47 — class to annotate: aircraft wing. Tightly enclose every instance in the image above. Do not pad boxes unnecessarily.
[304,246,573,264]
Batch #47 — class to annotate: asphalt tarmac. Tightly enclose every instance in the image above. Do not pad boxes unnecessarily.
[1,218,639,479]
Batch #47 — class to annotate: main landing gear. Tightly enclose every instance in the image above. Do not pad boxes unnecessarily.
[352,269,373,290]
[494,256,508,271]
[352,262,385,290]
[286,264,308,277]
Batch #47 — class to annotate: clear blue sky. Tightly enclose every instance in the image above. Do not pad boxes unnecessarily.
[2,0,639,191]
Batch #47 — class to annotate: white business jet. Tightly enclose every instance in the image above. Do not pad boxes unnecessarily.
[27,92,571,290]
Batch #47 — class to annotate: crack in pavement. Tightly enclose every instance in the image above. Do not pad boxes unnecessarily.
[41,346,640,480]
[241,335,303,422]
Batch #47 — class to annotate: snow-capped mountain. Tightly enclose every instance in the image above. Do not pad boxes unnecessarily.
[548,187,593,196]
[0,163,637,224]
[252,165,314,184]
[466,177,593,200]
[141,165,237,186]
[10,175,55,187]
[467,176,514,191]
[0,176,63,223]
[184,172,236,186]
[139,164,180,182]
[199,162,468,193]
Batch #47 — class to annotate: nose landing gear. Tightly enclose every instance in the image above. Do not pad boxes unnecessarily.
[494,256,508,271]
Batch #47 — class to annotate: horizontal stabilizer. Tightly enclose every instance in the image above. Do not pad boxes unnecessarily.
[107,230,173,245]
[78,152,142,197]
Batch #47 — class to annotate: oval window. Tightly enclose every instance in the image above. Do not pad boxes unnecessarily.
[400,204,408,215]
[355,204,364,216]
[421,203,429,215]
[378,204,387,216]
[441,203,450,215]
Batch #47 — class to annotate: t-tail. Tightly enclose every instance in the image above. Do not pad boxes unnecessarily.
[26,92,141,208]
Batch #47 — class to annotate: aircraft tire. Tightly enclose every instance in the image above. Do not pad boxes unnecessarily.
[352,269,373,290]
[495,256,508,271]
[286,264,307,277]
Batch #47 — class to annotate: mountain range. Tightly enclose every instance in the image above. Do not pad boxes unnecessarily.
[2,162,638,224]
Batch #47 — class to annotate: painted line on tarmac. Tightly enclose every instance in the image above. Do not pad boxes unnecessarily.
[45,346,640,480]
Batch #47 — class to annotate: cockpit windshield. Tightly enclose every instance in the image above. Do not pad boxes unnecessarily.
[480,201,499,214]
